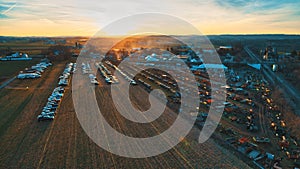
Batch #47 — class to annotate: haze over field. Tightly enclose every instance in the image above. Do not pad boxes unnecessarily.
[1,0,300,36]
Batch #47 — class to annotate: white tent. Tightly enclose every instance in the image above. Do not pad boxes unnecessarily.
[247,64,261,70]
[191,64,228,70]
[145,55,159,62]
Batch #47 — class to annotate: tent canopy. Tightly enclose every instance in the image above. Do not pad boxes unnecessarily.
[247,64,261,70]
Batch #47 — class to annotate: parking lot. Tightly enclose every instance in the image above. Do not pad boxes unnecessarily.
[0,59,252,168]
[100,48,300,168]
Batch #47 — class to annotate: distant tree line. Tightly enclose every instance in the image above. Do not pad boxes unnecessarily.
[44,45,72,61]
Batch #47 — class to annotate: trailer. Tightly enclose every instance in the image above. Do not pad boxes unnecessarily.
[17,73,41,79]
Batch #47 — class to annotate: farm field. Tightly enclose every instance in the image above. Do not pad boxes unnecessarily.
[0,61,252,168]
[0,59,40,83]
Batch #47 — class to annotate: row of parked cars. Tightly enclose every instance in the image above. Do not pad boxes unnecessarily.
[58,63,76,86]
[17,61,52,79]
[105,61,135,85]
[96,62,119,84]
[81,62,101,85]
[37,63,75,121]
[264,95,300,160]
[37,86,65,121]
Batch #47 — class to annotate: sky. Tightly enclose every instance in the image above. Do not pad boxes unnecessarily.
[0,0,300,36]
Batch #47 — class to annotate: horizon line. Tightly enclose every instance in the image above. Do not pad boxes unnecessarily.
[1,33,300,38]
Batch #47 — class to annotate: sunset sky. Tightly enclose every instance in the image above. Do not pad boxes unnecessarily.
[1,0,300,36]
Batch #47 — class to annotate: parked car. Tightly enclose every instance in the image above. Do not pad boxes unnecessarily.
[37,115,54,122]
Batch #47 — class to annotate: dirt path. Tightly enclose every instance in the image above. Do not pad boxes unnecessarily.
[0,76,16,89]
